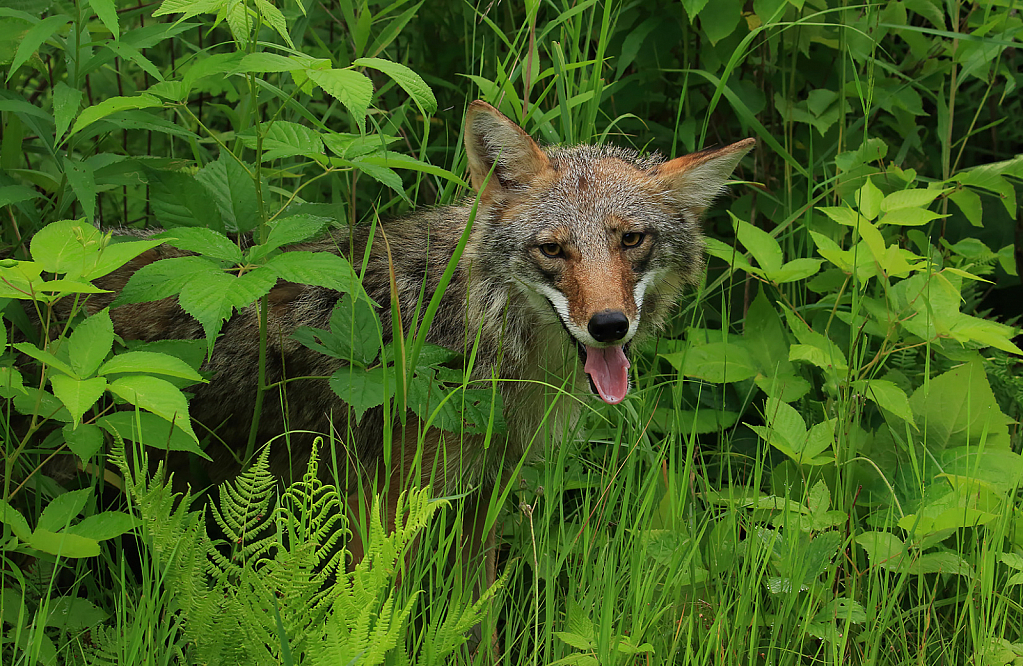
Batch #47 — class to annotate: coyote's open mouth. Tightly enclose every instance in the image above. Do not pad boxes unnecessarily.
[575,340,631,405]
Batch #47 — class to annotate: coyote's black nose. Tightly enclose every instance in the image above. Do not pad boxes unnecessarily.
[588,310,629,342]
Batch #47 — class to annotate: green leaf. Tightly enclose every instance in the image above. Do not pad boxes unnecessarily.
[267,250,360,294]
[50,375,107,426]
[908,360,1011,450]
[855,531,908,572]
[88,0,119,37]
[145,166,224,231]
[37,488,91,532]
[98,411,207,456]
[248,214,328,262]
[28,529,100,558]
[108,375,198,441]
[305,67,373,133]
[46,596,108,631]
[112,255,221,306]
[663,341,758,383]
[178,266,277,353]
[881,188,947,212]
[7,14,69,83]
[855,179,884,220]
[0,499,32,541]
[13,387,73,422]
[681,0,709,19]
[0,184,42,208]
[856,379,915,426]
[62,156,97,222]
[194,153,259,234]
[155,227,242,264]
[879,207,946,226]
[329,366,392,423]
[699,0,743,45]
[69,94,162,138]
[66,511,140,541]
[766,258,822,284]
[30,219,102,275]
[238,52,297,72]
[948,188,983,227]
[354,57,437,115]
[69,308,114,377]
[53,81,82,139]
[355,151,468,187]
[239,120,324,162]
[98,351,205,381]
[63,422,105,461]
[733,215,783,272]
[14,342,76,378]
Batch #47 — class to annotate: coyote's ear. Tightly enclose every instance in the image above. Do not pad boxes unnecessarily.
[464,100,550,199]
[652,138,756,220]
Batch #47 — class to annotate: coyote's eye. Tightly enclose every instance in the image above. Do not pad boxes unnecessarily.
[539,243,563,258]
[621,232,645,248]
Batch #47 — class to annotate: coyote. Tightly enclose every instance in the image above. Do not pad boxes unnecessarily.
[88,100,753,572]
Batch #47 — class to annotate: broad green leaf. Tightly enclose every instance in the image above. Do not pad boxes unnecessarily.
[249,214,329,261]
[857,379,914,425]
[37,488,91,532]
[62,156,97,222]
[63,422,105,461]
[50,375,107,426]
[818,206,868,227]
[98,411,207,456]
[28,529,99,558]
[88,0,119,37]
[354,57,437,114]
[743,290,792,374]
[698,0,743,45]
[0,184,41,208]
[0,499,31,541]
[239,120,324,162]
[7,14,69,83]
[82,237,166,281]
[663,341,758,383]
[14,342,75,378]
[881,187,947,212]
[46,596,108,631]
[112,255,221,306]
[879,207,946,226]
[948,187,982,227]
[69,94,162,138]
[761,396,806,445]
[855,531,908,572]
[66,511,140,541]
[109,375,198,441]
[766,258,822,283]
[267,250,360,294]
[755,372,811,402]
[855,179,884,220]
[154,0,222,20]
[253,0,293,47]
[177,265,277,353]
[52,81,82,139]
[155,227,242,264]
[908,552,974,577]
[13,387,73,422]
[908,360,1011,450]
[733,215,783,272]
[145,166,225,231]
[98,351,205,381]
[681,0,709,19]
[346,157,405,198]
[195,153,259,234]
[69,308,114,377]
[30,219,104,275]
[238,52,297,72]
[355,151,468,187]
[306,67,373,133]
[0,366,27,399]
[329,366,392,423]
[948,313,1023,355]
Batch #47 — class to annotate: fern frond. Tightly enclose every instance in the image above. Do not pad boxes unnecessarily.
[208,446,279,576]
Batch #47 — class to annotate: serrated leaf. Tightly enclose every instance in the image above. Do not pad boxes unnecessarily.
[195,152,259,234]
[178,266,277,354]
[329,366,392,423]
[63,422,105,461]
[37,488,92,532]
[734,215,783,272]
[69,308,114,377]
[354,57,436,115]
[28,529,99,558]
[62,156,97,222]
[53,81,82,139]
[14,342,76,377]
[50,375,107,426]
[250,214,328,260]
[855,531,908,572]
[46,596,108,631]
[238,52,297,72]
[857,379,914,426]
[243,120,324,162]
[145,166,224,231]
[306,67,373,133]
[267,250,359,294]
[98,351,205,381]
[0,499,32,541]
[155,227,242,264]
[66,511,140,541]
[88,0,119,36]
[355,151,468,187]
[13,387,73,422]
[69,94,162,138]
[7,14,69,83]
[112,255,221,306]
[108,375,197,441]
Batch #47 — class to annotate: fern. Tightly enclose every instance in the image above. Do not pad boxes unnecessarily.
[93,437,493,664]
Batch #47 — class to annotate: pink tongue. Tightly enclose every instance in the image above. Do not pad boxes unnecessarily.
[584,345,630,404]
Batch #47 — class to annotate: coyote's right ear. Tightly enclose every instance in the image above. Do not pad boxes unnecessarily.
[464,100,549,200]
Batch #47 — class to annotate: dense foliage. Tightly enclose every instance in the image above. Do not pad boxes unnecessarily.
[1,0,1022,663]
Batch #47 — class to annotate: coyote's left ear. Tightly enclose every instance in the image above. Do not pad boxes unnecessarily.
[464,100,550,200]
[652,138,756,220]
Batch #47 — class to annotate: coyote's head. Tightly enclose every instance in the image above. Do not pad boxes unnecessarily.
[463,101,754,405]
